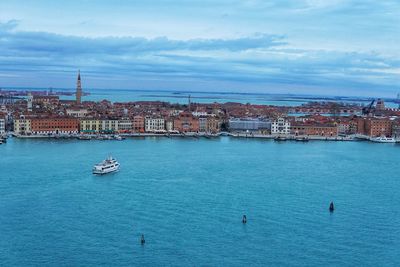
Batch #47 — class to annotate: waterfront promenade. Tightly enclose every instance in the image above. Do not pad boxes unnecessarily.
[9,132,372,142]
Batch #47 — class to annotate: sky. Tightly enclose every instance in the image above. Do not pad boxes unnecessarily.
[0,0,399,97]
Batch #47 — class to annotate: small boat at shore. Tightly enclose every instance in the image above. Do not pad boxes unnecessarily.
[370,136,397,143]
[115,135,126,140]
[295,137,309,142]
[274,136,287,141]
[78,135,92,140]
[93,156,120,175]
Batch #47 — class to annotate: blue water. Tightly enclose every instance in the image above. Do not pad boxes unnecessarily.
[1,137,400,266]
[59,89,311,106]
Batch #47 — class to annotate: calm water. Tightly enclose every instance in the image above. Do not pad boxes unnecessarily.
[1,137,400,266]
[7,87,400,107]
[58,89,310,106]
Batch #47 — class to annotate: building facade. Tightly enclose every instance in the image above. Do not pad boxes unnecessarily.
[118,118,133,133]
[271,118,290,135]
[206,117,220,133]
[30,117,79,135]
[0,118,5,135]
[173,113,199,132]
[14,116,32,135]
[101,120,119,133]
[145,118,165,132]
[199,117,207,132]
[291,123,338,137]
[229,118,270,132]
[357,117,392,137]
[133,115,145,132]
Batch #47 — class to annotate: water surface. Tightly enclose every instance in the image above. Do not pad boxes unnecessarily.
[1,137,399,266]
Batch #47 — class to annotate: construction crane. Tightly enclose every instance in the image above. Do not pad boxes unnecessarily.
[362,99,375,115]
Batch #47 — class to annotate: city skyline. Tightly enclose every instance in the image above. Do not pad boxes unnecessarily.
[0,0,399,97]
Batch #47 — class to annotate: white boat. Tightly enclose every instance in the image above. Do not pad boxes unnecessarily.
[114,135,124,140]
[370,136,397,143]
[93,156,120,174]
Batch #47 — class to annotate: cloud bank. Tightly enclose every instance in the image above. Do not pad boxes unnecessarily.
[0,0,399,97]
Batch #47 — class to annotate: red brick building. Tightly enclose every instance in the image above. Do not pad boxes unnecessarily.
[173,112,199,132]
[31,117,79,134]
[357,117,392,137]
[133,115,145,133]
[291,123,338,137]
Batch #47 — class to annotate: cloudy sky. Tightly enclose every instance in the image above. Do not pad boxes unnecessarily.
[0,0,399,96]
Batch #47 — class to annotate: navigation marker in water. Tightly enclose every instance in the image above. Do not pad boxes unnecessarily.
[329,202,335,212]
[141,234,145,245]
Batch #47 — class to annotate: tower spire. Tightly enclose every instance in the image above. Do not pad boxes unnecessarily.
[76,70,82,104]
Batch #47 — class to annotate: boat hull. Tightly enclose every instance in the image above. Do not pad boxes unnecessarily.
[93,165,120,175]
[370,137,397,143]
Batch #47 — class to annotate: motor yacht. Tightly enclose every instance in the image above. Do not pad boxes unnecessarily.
[93,156,120,174]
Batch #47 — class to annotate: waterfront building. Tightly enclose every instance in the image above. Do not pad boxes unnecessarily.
[0,118,5,134]
[118,118,132,133]
[13,115,31,135]
[30,117,79,135]
[76,70,82,104]
[338,121,351,135]
[199,117,207,132]
[101,119,119,133]
[133,115,145,133]
[229,118,270,132]
[165,119,174,132]
[206,117,220,133]
[66,108,88,118]
[291,123,338,137]
[80,119,101,133]
[271,118,290,135]
[392,120,400,138]
[145,117,165,132]
[173,112,199,132]
[357,117,392,137]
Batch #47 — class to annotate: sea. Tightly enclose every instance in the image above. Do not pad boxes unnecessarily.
[1,137,399,266]
[4,87,400,108]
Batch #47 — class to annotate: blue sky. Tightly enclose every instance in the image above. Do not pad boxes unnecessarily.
[0,0,399,97]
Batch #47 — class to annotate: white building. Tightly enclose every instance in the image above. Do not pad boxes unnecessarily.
[118,118,132,132]
[14,116,31,135]
[145,118,165,132]
[101,120,119,133]
[66,108,88,118]
[0,118,5,135]
[199,117,207,132]
[165,120,174,132]
[271,118,290,135]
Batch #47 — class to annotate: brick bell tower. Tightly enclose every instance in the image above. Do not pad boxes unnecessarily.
[76,70,82,104]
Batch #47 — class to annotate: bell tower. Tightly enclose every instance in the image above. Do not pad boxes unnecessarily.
[76,70,82,104]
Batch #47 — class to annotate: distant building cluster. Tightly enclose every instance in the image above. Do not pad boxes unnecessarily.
[1,72,400,139]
